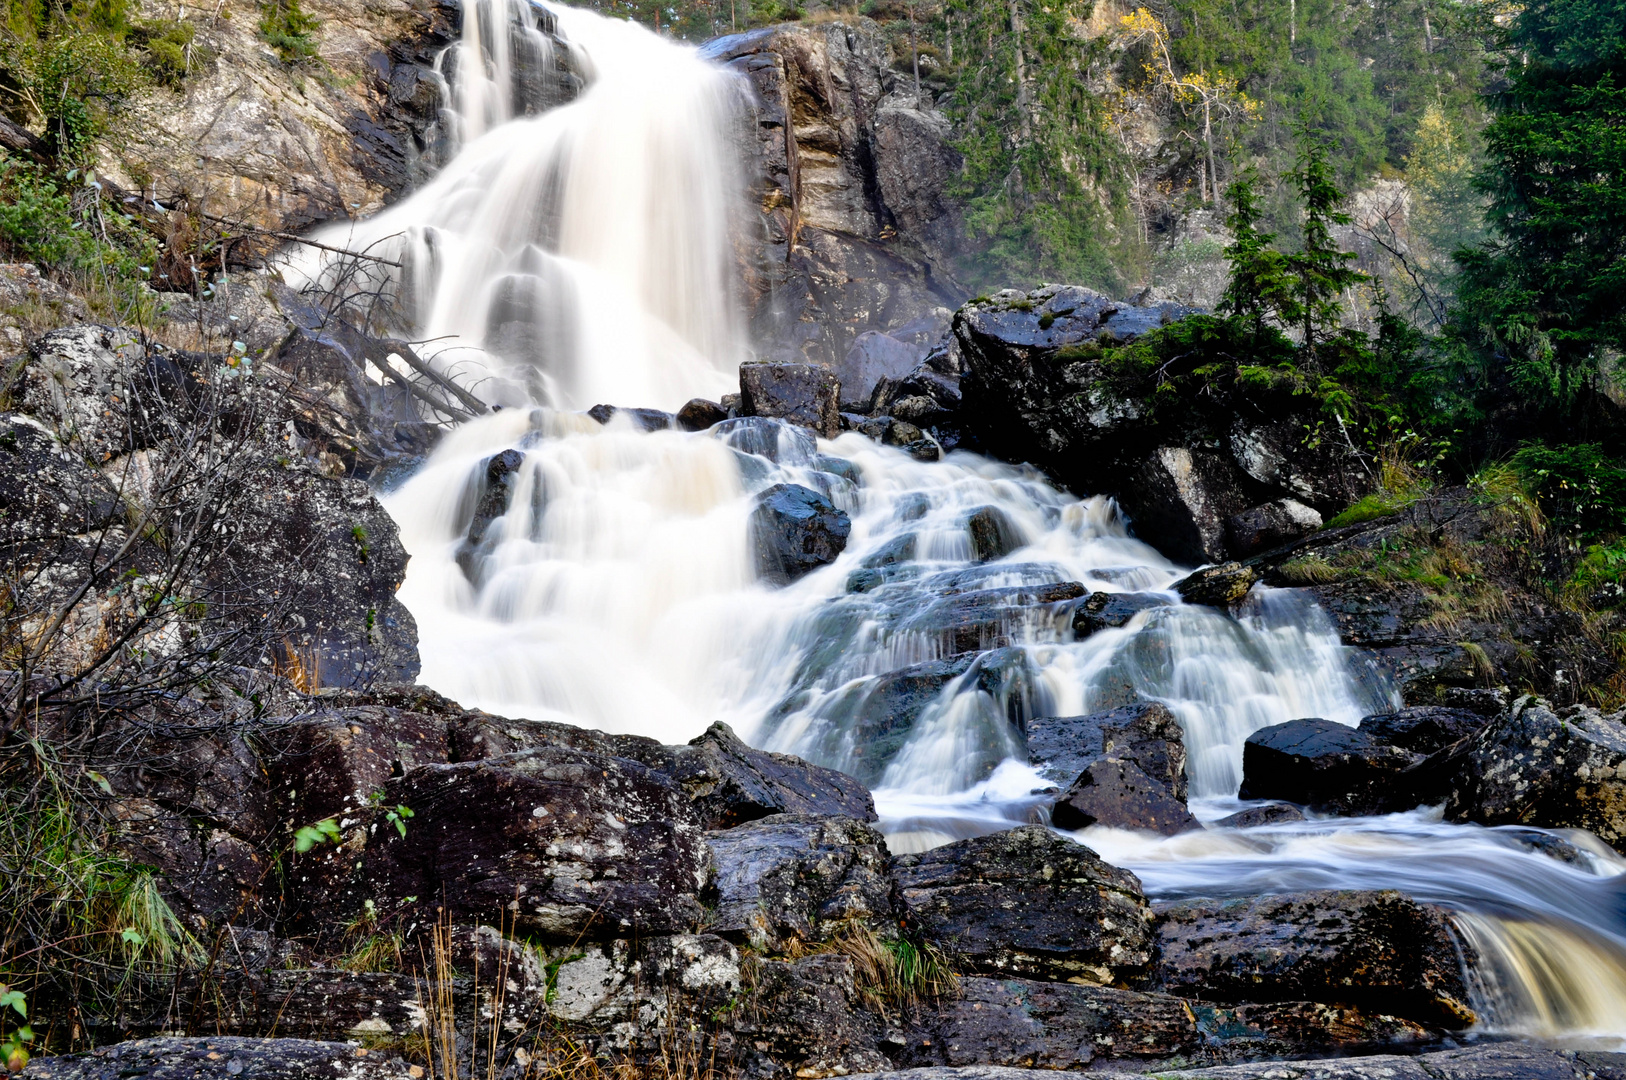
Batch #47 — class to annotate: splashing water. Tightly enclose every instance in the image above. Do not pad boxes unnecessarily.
[312,0,1626,1052]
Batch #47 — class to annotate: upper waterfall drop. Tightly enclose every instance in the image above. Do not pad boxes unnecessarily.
[286,0,748,412]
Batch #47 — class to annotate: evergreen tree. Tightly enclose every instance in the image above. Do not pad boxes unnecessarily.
[1289,132,1366,364]
[1454,0,1626,412]
[1218,171,1295,340]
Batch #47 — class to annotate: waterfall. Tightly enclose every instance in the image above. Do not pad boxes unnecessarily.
[301,0,1626,1053]
[286,0,747,411]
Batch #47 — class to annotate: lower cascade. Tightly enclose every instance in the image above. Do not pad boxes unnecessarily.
[292,0,1626,1064]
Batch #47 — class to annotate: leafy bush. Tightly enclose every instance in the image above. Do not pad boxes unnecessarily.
[128,19,210,87]
[1511,442,1626,539]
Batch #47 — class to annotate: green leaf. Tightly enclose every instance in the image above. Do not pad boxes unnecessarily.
[122,928,145,947]
[0,989,25,1018]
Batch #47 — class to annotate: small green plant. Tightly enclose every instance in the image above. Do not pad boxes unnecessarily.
[258,0,319,63]
[365,790,414,837]
[0,986,31,1074]
[292,817,341,852]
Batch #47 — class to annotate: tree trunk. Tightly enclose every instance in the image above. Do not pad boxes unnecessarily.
[1012,0,1031,141]
[1203,97,1218,204]
[1289,0,1296,45]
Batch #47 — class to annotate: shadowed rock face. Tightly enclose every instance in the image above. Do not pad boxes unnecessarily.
[1152,889,1475,1028]
[891,825,1155,986]
[704,21,967,372]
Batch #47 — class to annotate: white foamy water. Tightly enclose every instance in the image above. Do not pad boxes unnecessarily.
[305,0,1626,1052]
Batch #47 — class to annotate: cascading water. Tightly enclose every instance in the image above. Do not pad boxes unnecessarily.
[295,0,1626,1054]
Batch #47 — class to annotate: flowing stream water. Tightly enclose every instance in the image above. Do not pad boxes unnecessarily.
[289,0,1626,1052]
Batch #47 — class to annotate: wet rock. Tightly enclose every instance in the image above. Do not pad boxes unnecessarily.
[892,824,1155,985]
[1173,562,1260,609]
[751,483,852,584]
[1123,448,1253,567]
[673,721,878,829]
[1051,757,1200,835]
[965,505,1024,562]
[740,362,842,438]
[901,582,1086,654]
[1239,718,1422,816]
[714,416,819,465]
[732,955,890,1078]
[1028,703,1198,835]
[543,933,740,1032]
[461,447,526,556]
[586,404,676,430]
[706,814,895,949]
[894,978,1433,1070]
[677,398,728,431]
[1214,803,1307,828]
[1152,889,1475,1027]
[1442,698,1626,850]
[360,745,709,942]
[896,977,1195,1068]
[262,705,450,830]
[1230,419,1369,513]
[1069,591,1170,638]
[20,1036,422,1078]
[842,330,928,409]
[1357,706,1488,755]
[111,799,266,924]
[1227,498,1323,557]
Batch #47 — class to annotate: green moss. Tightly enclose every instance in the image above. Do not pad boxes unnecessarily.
[1326,492,1415,528]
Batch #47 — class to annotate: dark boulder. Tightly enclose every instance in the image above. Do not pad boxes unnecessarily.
[1442,698,1626,851]
[1214,802,1307,828]
[740,362,841,438]
[586,403,675,430]
[891,824,1155,986]
[896,977,1434,1069]
[448,711,875,829]
[965,505,1024,562]
[1027,703,1198,835]
[460,447,526,557]
[1051,757,1200,836]
[1069,590,1170,638]
[677,397,728,431]
[1239,717,1422,816]
[1173,561,1260,609]
[1358,706,1488,755]
[359,745,709,942]
[840,329,927,409]
[1227,498,1324,557]
[1152,889,1476,1028]
[705,814,895,949]
[751,483,852,584]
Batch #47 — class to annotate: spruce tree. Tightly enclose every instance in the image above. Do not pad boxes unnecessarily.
[1455,0,1626,410]
[1219,171,1296,342]
[1288,133,1366,365]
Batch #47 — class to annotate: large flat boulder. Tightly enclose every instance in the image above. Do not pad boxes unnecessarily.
[752,482,852,584]
[891,825,1154,986]
[740,362,842,438]
[1152,889,1475,1028]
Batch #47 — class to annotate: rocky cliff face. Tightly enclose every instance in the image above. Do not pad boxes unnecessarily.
[706,21,967,380]
[99,0,464,239]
